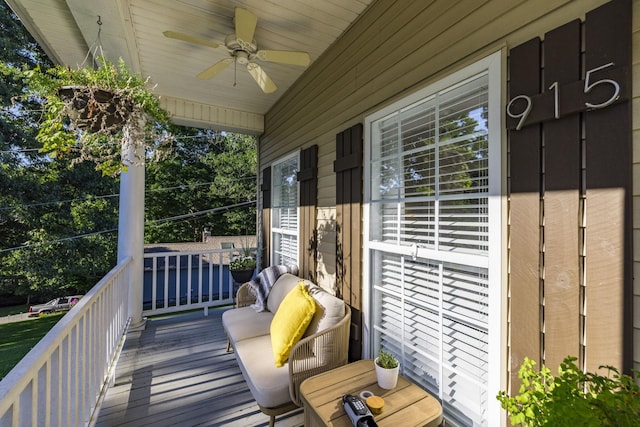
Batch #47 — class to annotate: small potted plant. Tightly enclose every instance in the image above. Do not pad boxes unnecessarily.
[375,349,400,389]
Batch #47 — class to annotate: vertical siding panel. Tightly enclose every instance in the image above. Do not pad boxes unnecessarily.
[261,167,271,269]
[297,145,318,281]
[584,0,632,372]
[633,0,640,376]
[349,124,363,310]
[508,37,542,390]
[542,20,581,371]
[335,123,363,361]
[335,130,346,301]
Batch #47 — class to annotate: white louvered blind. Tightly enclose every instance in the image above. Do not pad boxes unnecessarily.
[271,154,299,266]
[367,68,497,426]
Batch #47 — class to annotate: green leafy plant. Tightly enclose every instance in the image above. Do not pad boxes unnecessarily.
[229,235,257,270]
[229,255,256,271]
[497,356,640,426]
[376,349,399,369]
[2,56,173,175]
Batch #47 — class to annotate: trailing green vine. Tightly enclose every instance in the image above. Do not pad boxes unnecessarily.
[3,56,173,175]
[497,356,640,426]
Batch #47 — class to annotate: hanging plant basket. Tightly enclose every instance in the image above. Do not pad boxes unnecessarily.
[230,268,255,284]
[58,85,133,134]
[6,56,174,175]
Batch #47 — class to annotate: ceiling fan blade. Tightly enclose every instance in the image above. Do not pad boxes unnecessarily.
[256,50,311,67]
[197,58,234,80]
[163,31,220,49]
[246,62,277,93]
[235,7,258,44]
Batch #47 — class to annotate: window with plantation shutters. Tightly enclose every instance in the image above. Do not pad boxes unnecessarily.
[271,153,299,267]
[364,52,503,427]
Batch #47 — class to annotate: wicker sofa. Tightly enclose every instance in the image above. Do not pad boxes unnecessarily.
[222,273,351,426]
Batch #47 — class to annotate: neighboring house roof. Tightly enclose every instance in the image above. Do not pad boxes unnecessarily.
[144,235,255,254]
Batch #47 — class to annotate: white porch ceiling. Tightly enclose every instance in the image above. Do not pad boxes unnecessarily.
[5,0,374,134]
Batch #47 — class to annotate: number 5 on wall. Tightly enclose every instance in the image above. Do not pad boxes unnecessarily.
[584,62,620,109]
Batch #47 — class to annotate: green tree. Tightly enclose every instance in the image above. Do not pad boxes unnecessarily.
[145,129,256,243]
[0,4,257,303]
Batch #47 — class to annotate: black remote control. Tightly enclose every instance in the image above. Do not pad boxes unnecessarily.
[343,394,378,427]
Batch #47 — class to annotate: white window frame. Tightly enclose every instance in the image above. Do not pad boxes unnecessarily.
[362,51,504,426]
[270,151,300,267]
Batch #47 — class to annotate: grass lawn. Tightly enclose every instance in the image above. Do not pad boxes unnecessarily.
[0,305,29,317]
[0,313,64,380]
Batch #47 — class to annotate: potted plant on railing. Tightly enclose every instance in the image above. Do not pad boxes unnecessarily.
[229,255,257,284]
[3,56,173,175]
[375,349,400,389]
[228,235,257,284]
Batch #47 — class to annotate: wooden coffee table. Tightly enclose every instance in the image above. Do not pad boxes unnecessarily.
[300,359,443,427]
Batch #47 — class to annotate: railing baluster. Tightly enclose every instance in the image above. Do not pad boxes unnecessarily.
[152,257,158,311]
[30,374,37,426]
[0,258,132,427]
[0,246,257,426]
[45,359,50,426]
[208,253,213,303]
[139,246,252,316]
[163,255,169,310]
[218,252,224,303]
[198,254,203,304]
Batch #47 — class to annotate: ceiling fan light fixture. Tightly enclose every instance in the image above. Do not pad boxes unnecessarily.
[235,51,250,65]
[164,7,310,94]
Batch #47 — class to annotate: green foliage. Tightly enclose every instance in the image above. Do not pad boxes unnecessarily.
[144,129,257,243]
[2,56,173,176]
[497,356,640,426]
[1,160,119,299]
[229,255,257,271]
[376,349,399,369]
[0,6,257,303]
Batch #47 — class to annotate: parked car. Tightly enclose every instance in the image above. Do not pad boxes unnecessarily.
[28,295,83,317]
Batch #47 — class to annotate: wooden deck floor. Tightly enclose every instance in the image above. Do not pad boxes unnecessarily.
[95,308,303,427]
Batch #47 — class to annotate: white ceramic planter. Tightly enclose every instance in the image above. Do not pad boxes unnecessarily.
[374,357,400,389]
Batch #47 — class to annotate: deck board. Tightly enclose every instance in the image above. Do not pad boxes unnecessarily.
[95,309,303,427]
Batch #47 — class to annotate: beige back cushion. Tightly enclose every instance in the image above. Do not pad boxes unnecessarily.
[304,283,346,364]
[304,285,345,336]
[267,273,346,364]
[268,274,346,335]
[267,273,304,313]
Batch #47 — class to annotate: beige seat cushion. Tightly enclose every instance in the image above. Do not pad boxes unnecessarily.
[233,335,291,408]
[222,307,273,344]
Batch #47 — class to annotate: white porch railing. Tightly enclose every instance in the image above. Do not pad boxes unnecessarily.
[0,247,257,427]
[0,257,132,427]
[142,247,255,317]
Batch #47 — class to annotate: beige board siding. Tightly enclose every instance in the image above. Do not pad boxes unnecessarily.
[260,0,634,379]
[634,0,640,373]
[262,0,581,151]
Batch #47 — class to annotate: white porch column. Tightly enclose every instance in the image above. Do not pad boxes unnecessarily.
[117,123,145,329]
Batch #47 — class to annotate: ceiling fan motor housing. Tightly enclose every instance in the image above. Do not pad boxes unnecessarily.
[225,33,257,58]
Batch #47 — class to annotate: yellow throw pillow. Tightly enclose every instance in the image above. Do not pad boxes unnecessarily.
[270,282,316,367]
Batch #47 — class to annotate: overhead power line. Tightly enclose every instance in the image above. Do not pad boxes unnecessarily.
[0,200,256,253]
[0,176,256,211]
[147,200,255,225]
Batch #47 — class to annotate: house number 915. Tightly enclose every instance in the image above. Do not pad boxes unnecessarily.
[507,62,621,130]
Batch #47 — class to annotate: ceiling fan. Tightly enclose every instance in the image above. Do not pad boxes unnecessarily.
[164,7,310,94]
